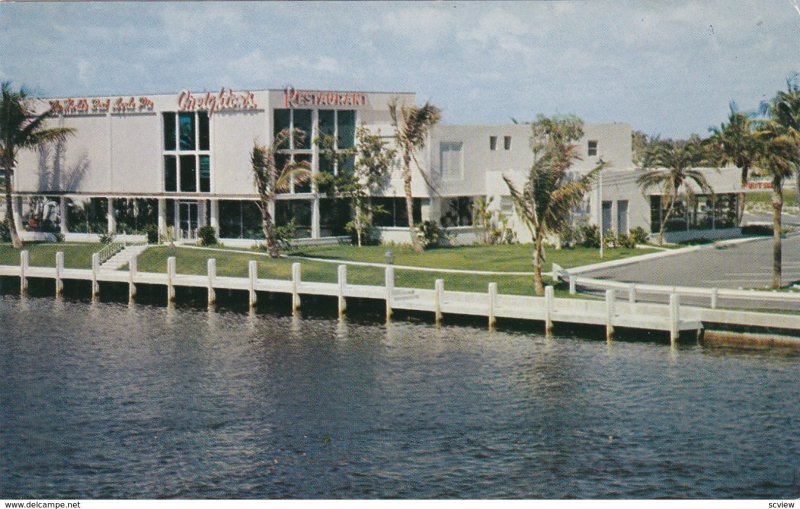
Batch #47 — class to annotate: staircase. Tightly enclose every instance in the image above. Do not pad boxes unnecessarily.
[100,244,149,271]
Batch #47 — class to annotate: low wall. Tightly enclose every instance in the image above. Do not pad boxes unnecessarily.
[661,228,741,244]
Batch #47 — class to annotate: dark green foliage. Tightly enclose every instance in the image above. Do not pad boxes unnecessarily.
[145,224,159,244]
[741,224,775,236]
[417,220,445,249]
[275,219,297,248]
[581,224,601,248]
[197,225,217,246]
[0,220,9,242]
[629,226,649,245]
[99,232,115,244]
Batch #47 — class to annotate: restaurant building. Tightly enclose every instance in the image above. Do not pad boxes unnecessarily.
[9,86,746,245]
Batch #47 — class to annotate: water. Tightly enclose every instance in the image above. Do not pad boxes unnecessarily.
[1,296,799,499]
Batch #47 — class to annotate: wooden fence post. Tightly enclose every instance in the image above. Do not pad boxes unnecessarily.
[385,266,394,321]
[670,293,680,344]
[166,256,176,303]
[291,262,301,314]
[207,259,216,308]
[628,283,636,304]
[488,282,497,329]
[91,253,99,300]
[545,285,554,336]
[434,279,444,324]
[569,275,576,295]
[248,260,258,308]
[20,250,29,295]
[710,288,718,309]
[337,264,347,318]
[128,254,137,303]
[605,289,615,341]
[55,251,64,296]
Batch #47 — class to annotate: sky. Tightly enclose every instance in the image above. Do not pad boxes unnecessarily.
[1,0,799,139]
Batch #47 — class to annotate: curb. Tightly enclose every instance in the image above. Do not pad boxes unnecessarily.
[568,235,783,275]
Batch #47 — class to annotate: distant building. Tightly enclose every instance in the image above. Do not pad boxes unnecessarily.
[9,86,745,245]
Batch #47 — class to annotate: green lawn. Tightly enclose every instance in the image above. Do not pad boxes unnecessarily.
[0,243,102,269]
[131,244,655,297]
[745,189,799,206]
[287,243,656,271]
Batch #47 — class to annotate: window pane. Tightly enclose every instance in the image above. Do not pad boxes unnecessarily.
[163,113,176,151]
[339,154,354,175]
[276,154,291,193]
[294,154,311,193]
[588,140,598,156]
[319,151,335,175]
[274,109,291,149]
[199,155,211,193]
[198,112,209,150]
[504,136,512,150]
[219,200,243,239]
[293,109,312,149]
[319,110,335,138]
[164,156,177,192]
[489,136,497,151]
[179,112,195,150]
[337,110,355,149]
[179,155,197,192]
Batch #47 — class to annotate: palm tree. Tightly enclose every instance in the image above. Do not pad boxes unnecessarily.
[1,82,75,249]
[504,115,604,296]
[251,128,310,258]
[708,102,760,223]
[770,76,800,196]
[637,139,714,245]
[753,81,800,289]
[388,98,441,252]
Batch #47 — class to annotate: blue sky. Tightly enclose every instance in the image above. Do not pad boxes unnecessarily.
[1,1,799,138]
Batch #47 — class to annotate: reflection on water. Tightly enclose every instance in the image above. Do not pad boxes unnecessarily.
[1,295,799,499]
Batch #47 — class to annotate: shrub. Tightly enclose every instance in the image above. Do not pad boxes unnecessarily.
[145,224,159,244]
[629,226,649,245]
[417,220,445,249]
[616,232,636,249]
[99,232,115,244]
[741,224,773,236]
[581,224,601,248]
[275,219,297,248]
[197,225,217,246]
[53,231,65,243]
[0,220,10,242]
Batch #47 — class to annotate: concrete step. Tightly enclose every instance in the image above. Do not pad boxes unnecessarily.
[101,244,149,271]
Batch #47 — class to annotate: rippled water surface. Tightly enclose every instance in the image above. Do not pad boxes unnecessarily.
[1,296,799,499]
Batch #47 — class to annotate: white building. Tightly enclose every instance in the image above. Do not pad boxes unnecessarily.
[8,86,745,245]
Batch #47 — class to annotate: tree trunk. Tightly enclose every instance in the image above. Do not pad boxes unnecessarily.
[532,237,545,296]
[259,198,279,258]
[402,158,422,252]
[658,196,676,246]
[3,166,22,249]
[771,177,783,289]
[354,195,363,247]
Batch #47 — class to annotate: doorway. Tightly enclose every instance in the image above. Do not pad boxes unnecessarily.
[178,201,198,240]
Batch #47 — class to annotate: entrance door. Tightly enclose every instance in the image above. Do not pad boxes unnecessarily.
[178,201,198,240]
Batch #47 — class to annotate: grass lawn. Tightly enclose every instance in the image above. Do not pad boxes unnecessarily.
[0,243,102,269]
[286,243,656,271]
[132,244,655,297]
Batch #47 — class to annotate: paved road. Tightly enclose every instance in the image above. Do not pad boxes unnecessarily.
[581,234,800,312]
[585,234,800,289]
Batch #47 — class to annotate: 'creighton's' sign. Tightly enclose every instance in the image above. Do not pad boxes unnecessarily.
[284,87,368,108]
[178,88,258,116]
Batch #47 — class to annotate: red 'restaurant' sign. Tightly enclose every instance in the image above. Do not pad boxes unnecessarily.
[284,87,367,108]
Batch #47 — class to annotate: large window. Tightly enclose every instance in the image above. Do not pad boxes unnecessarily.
[273,108,357,192]
[163,112,211,193]
[441,197,474,227]
[440,142,463,181]
[650,194,739,233]
[371,198,423,227]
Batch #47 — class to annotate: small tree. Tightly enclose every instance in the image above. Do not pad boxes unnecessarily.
[388,98,441,252]
[316,124,396,246]
[504,115,604,295]
[1,82,75,248]
[636,139,714,245]
[251,128,310,258]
